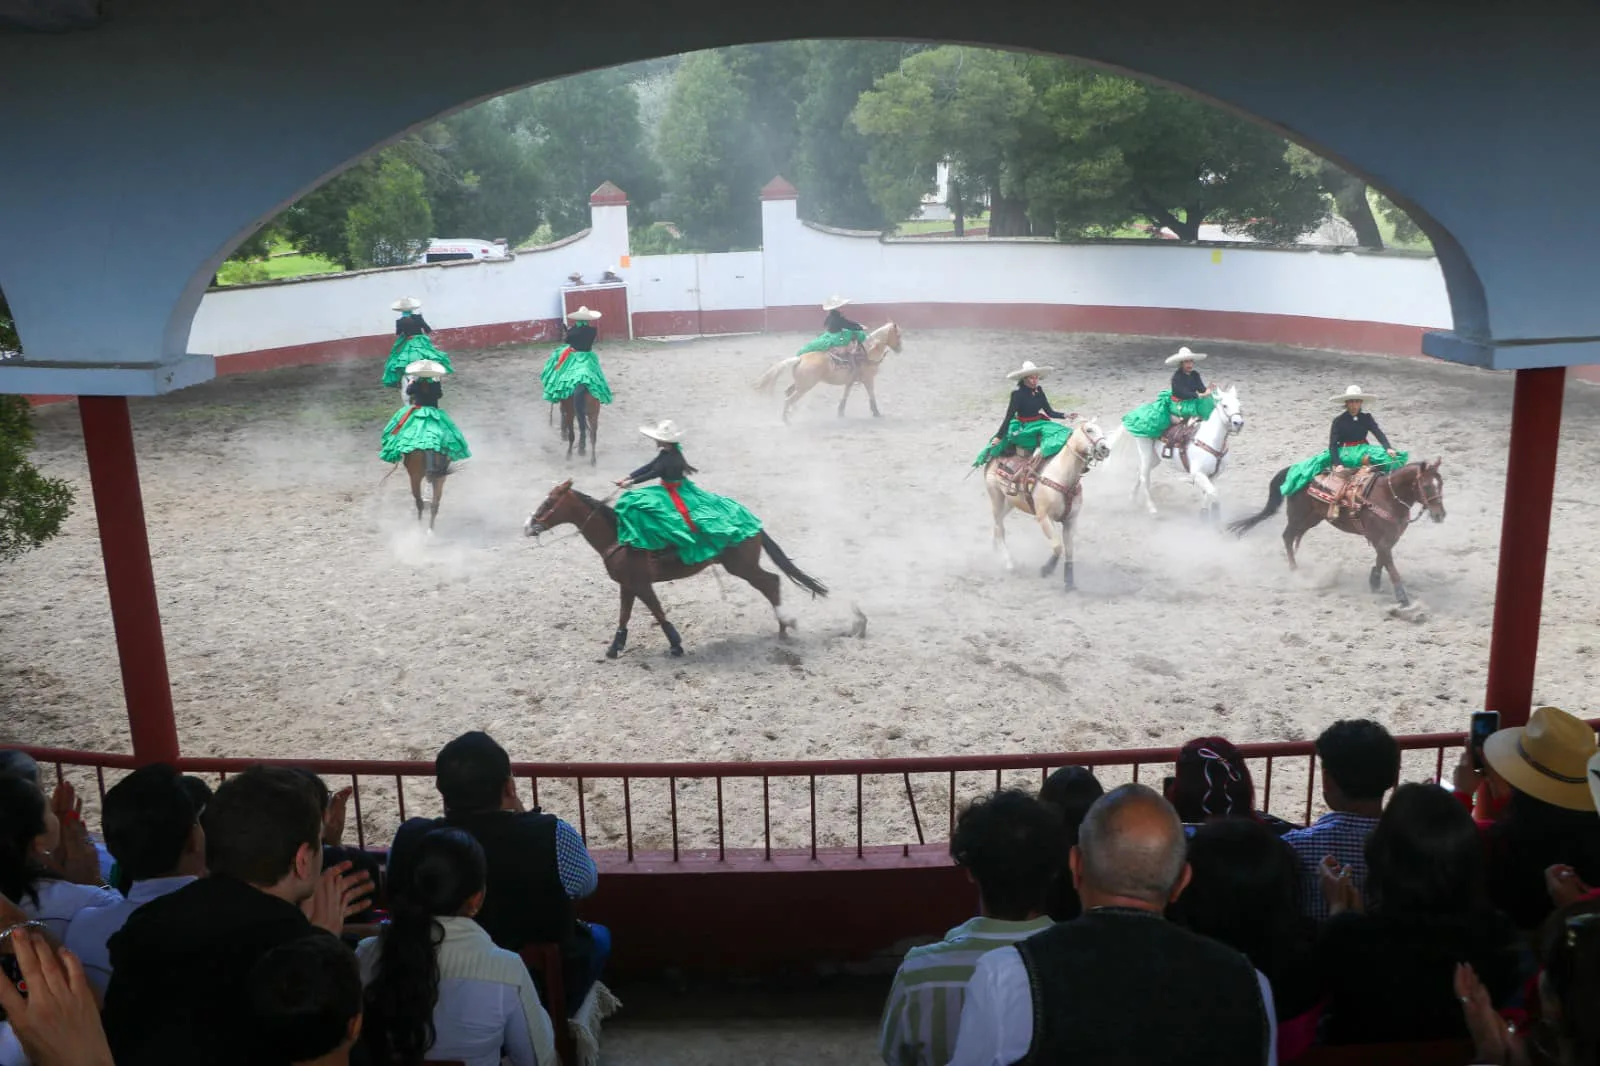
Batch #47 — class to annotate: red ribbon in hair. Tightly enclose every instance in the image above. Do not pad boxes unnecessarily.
[661,481,698,532]
[553,345,575,370]
[390,405,418,435]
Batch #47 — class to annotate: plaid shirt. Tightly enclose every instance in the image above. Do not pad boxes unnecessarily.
[1281,811,1381,922]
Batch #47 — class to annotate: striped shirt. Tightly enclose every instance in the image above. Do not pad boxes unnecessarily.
[879,915,1055,1066]
[1281,811,1381,922]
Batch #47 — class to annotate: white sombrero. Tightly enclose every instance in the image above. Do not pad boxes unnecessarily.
[568,306,602,322]
[822,295,851,311]
[1164,346,1207,367]
[1332,384,1377,404]
[391,296,421,312]
[404,359,448,379]
[1006,360,1054,381]
[639,419,684,444]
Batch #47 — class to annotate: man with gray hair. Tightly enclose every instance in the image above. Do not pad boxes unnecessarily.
[950,784,1277,1066]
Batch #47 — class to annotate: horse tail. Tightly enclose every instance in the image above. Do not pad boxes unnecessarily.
[572,384,591,444]
[754,356,802,394]
[759,531,829,598]
[1227,467,1289,536]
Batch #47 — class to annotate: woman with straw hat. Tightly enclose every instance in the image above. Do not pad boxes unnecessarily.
[796,296,869,364]
[1277,385,1408,500]
[1120,346,1216,438]
[383,297,455,396]
[540,306,614,406]
[972,360,1074,467]
[379,359,471,466]
[612,421,763,565]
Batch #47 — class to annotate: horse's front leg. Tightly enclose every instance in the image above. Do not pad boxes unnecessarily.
[988,485,1016,573]
[1139,446,1159,515]
[1190,469,1219,525]
[427,475,445,533]
[863,373,881,418]
[636,585,683,656]
[1033,504,1064,579]
[837,380,855,418]
[607,588,637,659]
[1376,544,1410,606]
[1060,512,1077,591]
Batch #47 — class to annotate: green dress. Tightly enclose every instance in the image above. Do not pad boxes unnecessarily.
[541,345,614,404]
[382,335,454,387]
[613,448,763,565]
[379,402,472,465]
[973,419,1071,467]
[797,328,867,356]
[1280,444,1408,498]
[1121,390,1217,438]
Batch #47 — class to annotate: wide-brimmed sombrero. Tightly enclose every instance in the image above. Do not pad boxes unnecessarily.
[1006,360,1054,381]
[1164,346,1207,367]
[639,419,684,444]
[568,306,602,322]
[1589,750,1600,816]
[404,359,448,379]
[1332,385,1377,404]
[1482,706,1598,812]
[822,295,851,311]
[391,297,422,312]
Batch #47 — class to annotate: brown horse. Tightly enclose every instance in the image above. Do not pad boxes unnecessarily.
[399,449,450,532]
[547,383,599,465]
[751,322,903,423]
[523,479,829,658]
[1228,459,1446,606]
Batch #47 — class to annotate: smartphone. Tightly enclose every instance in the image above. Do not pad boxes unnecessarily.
[1470,711,1500,770]
[0,953,22,1021]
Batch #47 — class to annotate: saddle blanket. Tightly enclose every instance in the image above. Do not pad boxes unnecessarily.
[1307,467,1382,517]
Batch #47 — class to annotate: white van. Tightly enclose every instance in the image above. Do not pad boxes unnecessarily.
[418,238,510,264]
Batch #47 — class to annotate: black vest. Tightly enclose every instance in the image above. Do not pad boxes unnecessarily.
[1015,908,1269,1066]
[387,810,591,999]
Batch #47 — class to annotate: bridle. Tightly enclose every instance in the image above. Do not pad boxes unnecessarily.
[528,486,616,548]
[1395,464,1444,524]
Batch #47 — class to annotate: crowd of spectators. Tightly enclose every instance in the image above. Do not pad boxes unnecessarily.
[3,709,1599,1066]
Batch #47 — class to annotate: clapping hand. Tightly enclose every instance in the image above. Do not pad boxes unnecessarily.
[1318,855,1362,915]
[1455,962,1528,1066]
[47,781,101,886]
[302,861,375,936]
[1546,864,1593,909]
[324,786,354,848]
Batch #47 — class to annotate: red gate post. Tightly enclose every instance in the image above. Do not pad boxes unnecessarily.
[1483,366,1567,729]
[78,396,180,764]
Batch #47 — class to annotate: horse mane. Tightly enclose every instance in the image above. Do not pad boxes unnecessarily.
[567,487,618,519]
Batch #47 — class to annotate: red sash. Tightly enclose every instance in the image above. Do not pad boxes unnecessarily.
[1016,414,1049,423]
[661,481,698,532]
[553,345,575,370]
[390,405,419,435]
[1339,441,1366,447]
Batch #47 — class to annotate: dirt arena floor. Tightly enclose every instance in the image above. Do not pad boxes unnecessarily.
[5,330,1599,847]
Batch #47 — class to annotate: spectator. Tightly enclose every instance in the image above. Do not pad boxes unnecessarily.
[1456,910,1600,1066]
[1165,737,1295,833]
[387,732,605,1015]
[66,763,207,997]
[951,784,1277,1066]
[248,936,365,1066]
[1456,706,1600,930]
[1281,719,1399,922]
[0,924,114,1066]
[359,828,556,1066]
[178,775,214,820]
[879,790,1061,1066]
[1317,782,1529,1045]
[1179,819,1321,1061]
[0,751,114,884]
[288,769,383,923]
[1037,767,1101,921]
[0,775,118,943]
[103,765,372,1066]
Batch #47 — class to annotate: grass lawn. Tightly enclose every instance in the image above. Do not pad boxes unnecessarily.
[215,241,343,286]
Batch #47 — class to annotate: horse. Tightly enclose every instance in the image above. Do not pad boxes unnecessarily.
[751,322,903,423]
[1227,458,1446,606]
[556,383,599,465]
[1109,384,1245,521]
[983,419,1112,591]
[524,479,829,658]
[399,449,451,533]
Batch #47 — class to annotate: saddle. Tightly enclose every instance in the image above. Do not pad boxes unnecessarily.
[826,341,868,371]
[991,452,1082,514]
[1308,464,1381,521]
[1159,420,1200,460]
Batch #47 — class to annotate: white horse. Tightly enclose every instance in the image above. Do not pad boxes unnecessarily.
[1110,384,1244,521]
[983,418,1111,591]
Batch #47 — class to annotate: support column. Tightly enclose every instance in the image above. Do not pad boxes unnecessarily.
[1483,366,1566,728]
[78,396,180,764]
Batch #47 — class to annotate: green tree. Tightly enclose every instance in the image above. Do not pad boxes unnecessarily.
[508,67,663,238]
[1285,144,1384,248]
[279,165,377,268]
[793,41,915,230]
[345,157,433,268]
[852,47,1037,236]
[0,290,74,563]
[419,101,545,244]
[1024,67,1328,242]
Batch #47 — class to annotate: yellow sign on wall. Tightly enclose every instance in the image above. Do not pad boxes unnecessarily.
[1211,249,1223,265]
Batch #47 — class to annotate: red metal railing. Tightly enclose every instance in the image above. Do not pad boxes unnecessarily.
[16,729,1475,862]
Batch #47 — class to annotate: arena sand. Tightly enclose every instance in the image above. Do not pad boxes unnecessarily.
[4,332,1599,851]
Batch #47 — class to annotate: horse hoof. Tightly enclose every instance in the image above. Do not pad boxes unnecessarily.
[605,648,620,660]
[669,645,685,658]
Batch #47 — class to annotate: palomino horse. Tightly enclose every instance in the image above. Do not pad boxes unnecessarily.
[1109,384,1245,521]
[399,449,451,533]
[556,383,599,465]
[752,322,903,422]
[1228,458,1446,607]
[524,480,829,658]
[984,419,1112,590]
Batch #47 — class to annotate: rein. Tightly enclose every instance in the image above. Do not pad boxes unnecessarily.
[532,488,619,549]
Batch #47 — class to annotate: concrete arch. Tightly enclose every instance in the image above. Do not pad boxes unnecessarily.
[3,0,1595,396]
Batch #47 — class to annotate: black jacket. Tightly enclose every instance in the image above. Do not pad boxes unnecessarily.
[396,313,431,338]
[564,322,598,351]
[995,384,1064,442]
[1329,410,1391,464]
[1171,368,1207,401]
[406,377,443,407]
[626,446,695,485]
